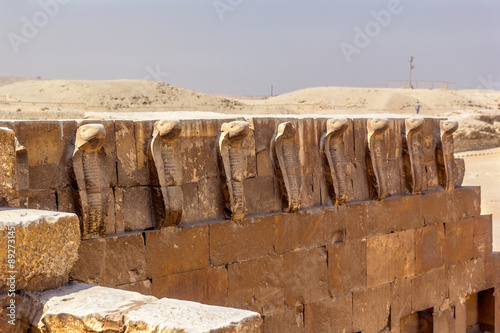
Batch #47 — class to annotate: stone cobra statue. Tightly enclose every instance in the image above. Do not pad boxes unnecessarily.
[150,120,183,227]
[367,118,390,200]
[218,121,250,221]
[437,120,459,191]
[320,118,349,205]
[73,124,109,239]
[404,117,425,194]
[271,122,301,213]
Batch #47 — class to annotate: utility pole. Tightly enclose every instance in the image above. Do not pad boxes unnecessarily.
[409,55,414,89]
[271,84,273,97]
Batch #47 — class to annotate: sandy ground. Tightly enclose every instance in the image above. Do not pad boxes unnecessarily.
[457,148,500,250]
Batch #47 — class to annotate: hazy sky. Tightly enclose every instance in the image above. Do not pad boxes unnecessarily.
[1,0,499,95]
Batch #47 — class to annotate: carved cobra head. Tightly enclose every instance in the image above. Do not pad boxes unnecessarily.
[277,122,296,139]
[75,124,106,151]
[368,118,390,134]
[326,118,348,134]
[405,117,425,133]
[155,120,182,141]
[440,120,458,136]
[221,121,250,141]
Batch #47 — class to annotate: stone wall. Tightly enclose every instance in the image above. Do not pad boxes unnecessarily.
[1,114,498,332]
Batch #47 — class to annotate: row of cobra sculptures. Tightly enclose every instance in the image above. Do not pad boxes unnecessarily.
[70,117,460,239]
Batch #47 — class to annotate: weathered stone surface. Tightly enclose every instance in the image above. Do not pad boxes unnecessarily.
[70,232,146,287]
[444,218,475,265]
[210,215,275,266]
[415,224,445,275]
[227,256,284,315]
[473,215,493,258]
[145,225,209,278]
[404,117,426,194]
[0,127,18,207]
[448,259,487,302]
[390,277,412,332]
[0,291,41,333]
[115,186,155,232]
[367,230,415,287]
[274,208,342,254]
[0,208,80,292]
[263,306,304,333]
[411,267,448,312]
[115,279,152,295]
[151,267,227,306]
[244,176,280,215]
[433,307,456,333]
[352,283,391,333]
[454,186,481,220]
[27,189,57,211]
[304,294,353,333]
[283,248,329,307]
[328,239,366,296]
[34,283,262,333]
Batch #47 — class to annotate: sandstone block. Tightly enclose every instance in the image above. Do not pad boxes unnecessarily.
[283,248,329,307]
[352,283,391,333]
[210,215,275,266]
[263,306,304,333]
[444,218,475,265]
[145,224,209,278]
[411,267,448,312]
[304,294,353,333]
[151,267,227,306]
[415,224,445,275]
[367,230,415,287]
[328,239,367,296]
[70,232,147,287]
[0,208,80,292]
[473,215,493,258]
[227,256,284,315]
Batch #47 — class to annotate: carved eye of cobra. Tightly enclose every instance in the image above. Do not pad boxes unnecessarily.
[327,119,348,131]
[279,122,296,139]
[407,118,425,131]
[370,118,389,132]
[442,120,458,134]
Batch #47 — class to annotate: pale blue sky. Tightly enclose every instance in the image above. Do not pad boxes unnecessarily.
[1,0,499,95]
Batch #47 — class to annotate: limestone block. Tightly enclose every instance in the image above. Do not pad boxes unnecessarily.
[352,283,391,333]
[448,259,487,302]
[367,230,415,288]
[415,225,446,275]
[0,208,80,292]
[210,215,275,266]
[115,186,155,232]
[115,280,152,295]
[390,277,412,332]
[243,176,280,215]
[328,239,367,296]
[33,283,262,332]
[263,306,304,333]
[151,267,227,306]
[304,294,353,333]
[0,127,18,206]
[433,307,456,333]
[283,248,329,307]
[454,186,481,220]
[411,267,448,312]
[115,120,140,187]
[473,215,493,258]
[444,218,475,266]
[145,225,209,279]
[70,233,146,287]
[227,256,284,315]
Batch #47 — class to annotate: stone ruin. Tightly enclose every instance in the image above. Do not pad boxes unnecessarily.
[0,114,498,332]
